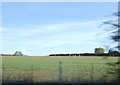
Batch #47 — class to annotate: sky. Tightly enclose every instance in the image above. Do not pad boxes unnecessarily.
[1,2,118,56]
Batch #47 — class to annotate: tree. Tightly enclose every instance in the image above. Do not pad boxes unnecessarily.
[108,50,120,57]
[103,12,120,52]
[102,3,120,83]
[14,51,23,56]
[95,47,105,54]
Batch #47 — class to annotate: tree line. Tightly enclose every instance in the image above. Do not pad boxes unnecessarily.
[49,47,120,57]
[49,52,119,57]
[0,51,23,56]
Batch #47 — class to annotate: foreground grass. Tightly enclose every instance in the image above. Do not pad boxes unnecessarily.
[2,56,118,83]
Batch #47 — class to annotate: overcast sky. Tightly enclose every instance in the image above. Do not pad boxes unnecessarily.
[1,2,118,56]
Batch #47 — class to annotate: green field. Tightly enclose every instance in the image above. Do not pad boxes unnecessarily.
[1,56,119,83]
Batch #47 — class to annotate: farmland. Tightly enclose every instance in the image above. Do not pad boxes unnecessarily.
[1,56,119,83]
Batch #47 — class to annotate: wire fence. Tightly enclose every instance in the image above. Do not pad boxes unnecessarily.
[2,61,119,83]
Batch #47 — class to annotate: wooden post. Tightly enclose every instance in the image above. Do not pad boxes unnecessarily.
[90,63,94,82]
[30,64,33,82]
[59,61,62,82]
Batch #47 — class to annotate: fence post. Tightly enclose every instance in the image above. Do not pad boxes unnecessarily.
[30,64,33,82]
[59,61,62,82]
[90,63,94,82]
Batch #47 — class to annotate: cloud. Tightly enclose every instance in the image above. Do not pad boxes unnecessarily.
[0,27,2,51]
[2,18,115,55]
[15,19,106,37]
[3,19,110,43]
[3,18,113,38]
[16,23,68,36]
[0,27,3,33]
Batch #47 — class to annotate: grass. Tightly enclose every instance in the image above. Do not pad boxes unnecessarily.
[2,56,118,83]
